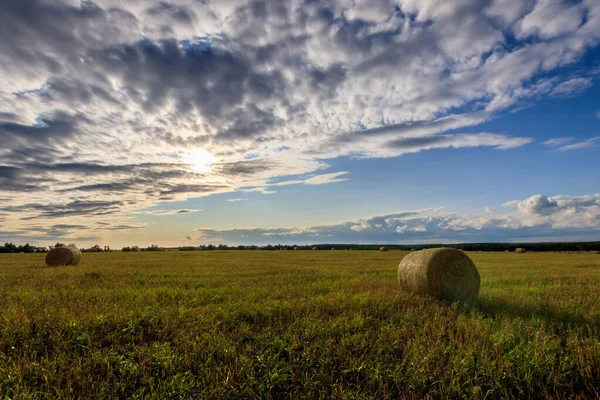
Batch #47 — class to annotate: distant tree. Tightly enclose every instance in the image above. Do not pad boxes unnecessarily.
[122,247,131,252]
[146,245,163,252]
[20,243,34,253]
[206,244,215,250]
[4,243,18,252]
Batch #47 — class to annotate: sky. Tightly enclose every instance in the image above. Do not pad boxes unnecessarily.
[0,0,599,248]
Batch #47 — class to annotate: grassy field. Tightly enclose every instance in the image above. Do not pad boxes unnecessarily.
[0,250,599,399]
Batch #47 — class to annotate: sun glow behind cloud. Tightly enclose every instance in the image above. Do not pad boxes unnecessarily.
[183,149,216,173]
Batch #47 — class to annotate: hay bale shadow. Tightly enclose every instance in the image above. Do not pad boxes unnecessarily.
[462,297,598,331]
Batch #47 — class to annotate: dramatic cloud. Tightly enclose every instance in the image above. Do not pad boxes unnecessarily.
[197,194,600,244]
[1,0,599,238]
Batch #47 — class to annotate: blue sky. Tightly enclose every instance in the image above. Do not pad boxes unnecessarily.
[0,0,599,247]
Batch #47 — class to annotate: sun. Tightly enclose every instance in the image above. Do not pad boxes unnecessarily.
[183,149,215,173]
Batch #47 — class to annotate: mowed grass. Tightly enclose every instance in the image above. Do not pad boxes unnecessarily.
[0,251,599,399]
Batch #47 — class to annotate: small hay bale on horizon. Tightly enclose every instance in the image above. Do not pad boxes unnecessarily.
[312,247,318,250]
[515,248,526,253]
[46,246,81,267]
[397,248,480,302]
[380,246,389,252]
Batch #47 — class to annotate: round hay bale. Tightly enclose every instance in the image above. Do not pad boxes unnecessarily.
[515,248,526,253]
[312,247,318,251]
[380,246,389,252]
[46,246,81,267]
[397,248,480,302]
[294,247,300,251]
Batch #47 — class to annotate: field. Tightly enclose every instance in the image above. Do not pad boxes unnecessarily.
[0,250,599,399]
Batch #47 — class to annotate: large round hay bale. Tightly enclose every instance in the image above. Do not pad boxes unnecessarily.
[515,248,526,253]
[380,246,389,252]
[46,246,81,267]
[312,247,318,250]
[397,248,480,302]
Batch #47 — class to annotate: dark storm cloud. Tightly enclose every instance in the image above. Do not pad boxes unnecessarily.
[0,112,78,142]
[58,182,133,193]
[2,146,65,165]
[90,38,286,136]
[157,184,227,197]
[0,0,135,75]
[308,64,347,98]
[146,2,197,24]
[0,165,48,192]
[104,224,144,231]
[215,159,277,177]
[19,223,87,238]
[1,200,124,219]
[0,166,21,180]
[44,78,120,106]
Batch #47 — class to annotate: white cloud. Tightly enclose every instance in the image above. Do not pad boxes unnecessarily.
[303,171,350,185]
[517,0,584,39]
[543,137,572,147]
[226,198,248,202]
[195,193,600,244]
[127,209,202,216]
[556,137,600,151]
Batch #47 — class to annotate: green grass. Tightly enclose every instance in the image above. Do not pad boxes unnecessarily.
[0,250,599,399]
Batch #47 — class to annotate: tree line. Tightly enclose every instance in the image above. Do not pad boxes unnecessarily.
[1,241,599,254]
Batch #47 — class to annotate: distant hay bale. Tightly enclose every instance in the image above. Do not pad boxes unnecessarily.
[312,247,318,250]
[380,246,389,252]
[331,248,335,250]
[504,250,509,252]
[294,247,300,251]
[397,248,480,302]
[46,246,81,267]
[515,248,526,253]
